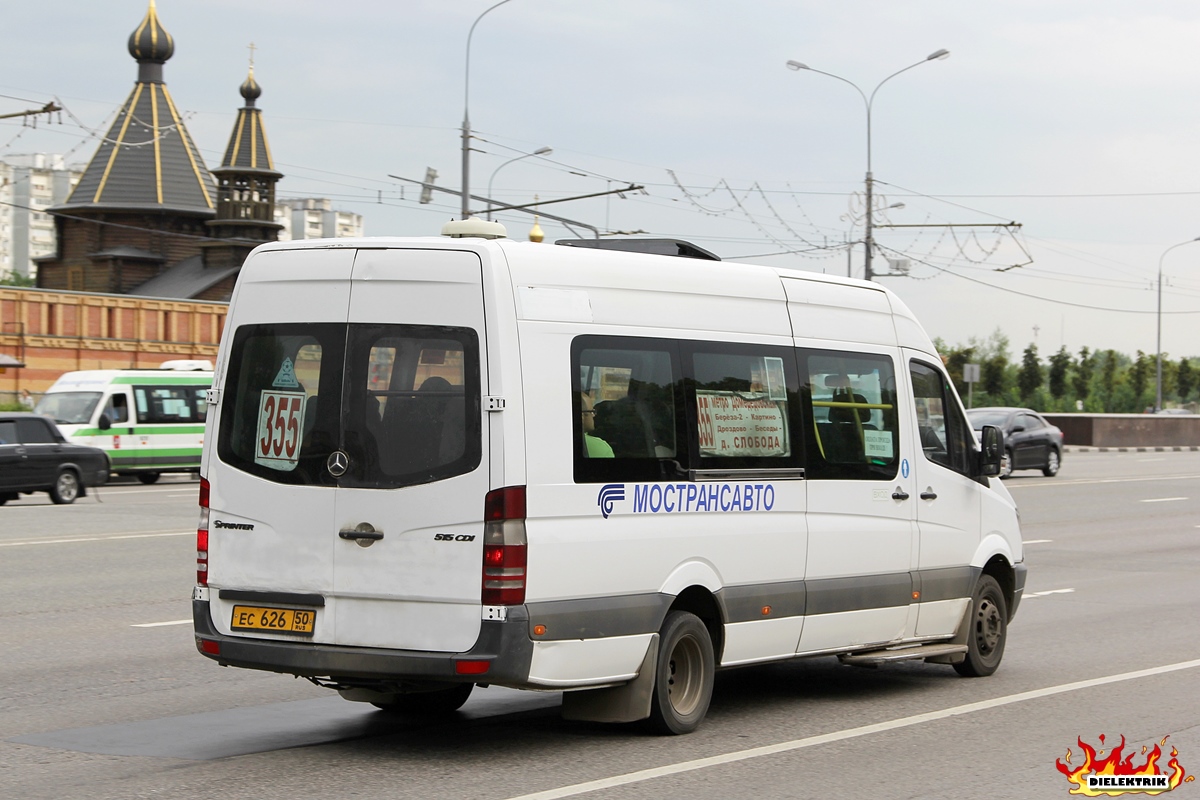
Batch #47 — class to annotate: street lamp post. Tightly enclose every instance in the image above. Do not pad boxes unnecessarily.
[786,49,949,281]
[1155,237,1200,412]
[486,146,552,220]
[461,0,515,220]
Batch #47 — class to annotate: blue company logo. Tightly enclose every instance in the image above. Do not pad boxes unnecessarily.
[596,482,777,518]
[597,484,626,519]
[901,458,910,479]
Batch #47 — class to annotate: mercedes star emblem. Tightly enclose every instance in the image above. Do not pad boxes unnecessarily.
[326,450,349,477]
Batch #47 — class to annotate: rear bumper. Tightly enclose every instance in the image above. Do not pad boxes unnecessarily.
[192,599,535,686]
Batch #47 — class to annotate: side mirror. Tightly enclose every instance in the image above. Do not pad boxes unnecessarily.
[98,414,112,431]
[978,425,1003,477]
[1010,425,1025,434]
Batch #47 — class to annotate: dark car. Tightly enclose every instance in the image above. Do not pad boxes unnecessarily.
[0,412,110,505]
[965,407,1063,478]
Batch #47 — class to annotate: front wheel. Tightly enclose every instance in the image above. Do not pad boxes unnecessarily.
[50,470,81,504]
[954,575,1008,677]
[1042,448,1061,477]
[137,472,161,485]
[371,683,473,715]
[648,611,715,735]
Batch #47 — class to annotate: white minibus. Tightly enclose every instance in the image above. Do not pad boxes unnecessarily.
[193,224,1023,734]
[37,362,212,483]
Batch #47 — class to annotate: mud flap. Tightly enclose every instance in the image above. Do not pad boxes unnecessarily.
[560,633,659,723]
[925,601,971,665]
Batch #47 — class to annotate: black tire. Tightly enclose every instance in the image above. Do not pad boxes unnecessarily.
[50,470,81,505]
[1042,448,1061,477]
[648,611,715,735]
[137,472,161,485]
[954,574,1007,677]
[999,448,1014,479]
[371,683,474,715]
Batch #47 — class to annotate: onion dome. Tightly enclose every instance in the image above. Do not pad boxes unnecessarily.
[240,67,263,106]
[127,0,174,65]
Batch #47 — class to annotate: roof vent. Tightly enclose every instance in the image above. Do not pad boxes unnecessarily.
[441,217,507,240]
[159,359,214,371]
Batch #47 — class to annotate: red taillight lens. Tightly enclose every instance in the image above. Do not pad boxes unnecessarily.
[482,486,527,606]
[197,477,210,586]
[454,660,491,675]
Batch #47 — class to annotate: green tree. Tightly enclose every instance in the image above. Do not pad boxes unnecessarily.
[1017,344,1042,402]
[983,354,1007,398]
[1048,346,1071,401]
[1179,357,1195,402]
[1100,350,1118,401]
[1130,350,1150,407]
[0,271,35,287]
[1072,347,1093,402]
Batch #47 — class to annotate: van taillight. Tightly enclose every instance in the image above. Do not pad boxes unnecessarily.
[482,486,526,605]
[197,476,210,586]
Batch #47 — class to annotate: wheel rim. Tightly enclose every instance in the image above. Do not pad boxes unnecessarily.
[57,473,79,501]
[1047,451,1059,473]
[974,593,1003,657]
[665,633,705,716]
[1001,452,1013,477]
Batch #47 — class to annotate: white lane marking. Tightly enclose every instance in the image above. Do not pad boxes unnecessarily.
[95,485,195,496]
[503,658,1200,800]
[132,619,192,628]
[1009,474,1200,489]
[1137,458,1165,462]
[1141,497,1188,503]
[167,493,198,498]
[0,531,191,547]
[1022,539,1053,544]
[1024,588,1075,598]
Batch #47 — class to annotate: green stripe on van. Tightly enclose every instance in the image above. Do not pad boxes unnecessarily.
[73,425,206,436]
[111,376,211,385]
[109,447,203,460]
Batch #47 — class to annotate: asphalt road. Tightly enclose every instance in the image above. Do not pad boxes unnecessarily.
[1,455,1198,800]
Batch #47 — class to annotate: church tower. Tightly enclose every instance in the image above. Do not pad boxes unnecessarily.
[201,54,284,270]
[37,0,217,293]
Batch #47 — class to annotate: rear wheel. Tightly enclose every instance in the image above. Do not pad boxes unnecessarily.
[954,575,1007,677]
[1042,448,1061,477]
[648,611,714,735]
[371,683,474,715]
[137,472,161,485]
[50,470,80,504]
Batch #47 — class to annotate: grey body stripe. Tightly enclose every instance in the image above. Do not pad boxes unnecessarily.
[804,572,912,616]
[527,568,979,639]
[717,581,806,623]
[525,593,672,641]
[914,566,979,604]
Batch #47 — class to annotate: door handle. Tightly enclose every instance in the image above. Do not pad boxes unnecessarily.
[339,522,384,547]
[920,488,938,500]
[891,487,910,501]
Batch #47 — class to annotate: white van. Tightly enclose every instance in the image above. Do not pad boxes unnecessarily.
[37,362,212,484]
[193,226,1024,734]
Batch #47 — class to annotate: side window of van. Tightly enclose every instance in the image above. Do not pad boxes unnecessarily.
[573,336,683,483]
[802,350,899,481]
[685,343,802,472]
[134,386,199,423]
[910,360,974,476]
[104,393,129,424]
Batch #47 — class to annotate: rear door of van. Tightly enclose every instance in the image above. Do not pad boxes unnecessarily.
[208,246,488,653]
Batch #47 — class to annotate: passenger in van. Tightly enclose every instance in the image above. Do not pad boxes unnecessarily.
[581,392,614,458]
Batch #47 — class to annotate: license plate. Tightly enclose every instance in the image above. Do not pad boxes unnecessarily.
[231,605,316,635]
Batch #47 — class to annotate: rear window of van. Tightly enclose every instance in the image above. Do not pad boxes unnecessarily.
[217,323,481,488]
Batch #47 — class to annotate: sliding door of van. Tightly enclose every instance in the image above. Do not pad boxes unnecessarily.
[796,348,917,653]
[330,248,488,652]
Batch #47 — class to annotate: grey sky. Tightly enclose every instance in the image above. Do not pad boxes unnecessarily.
[4,1,1200,360]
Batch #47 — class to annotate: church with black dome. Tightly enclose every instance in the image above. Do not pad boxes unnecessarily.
[36,0,283,302]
